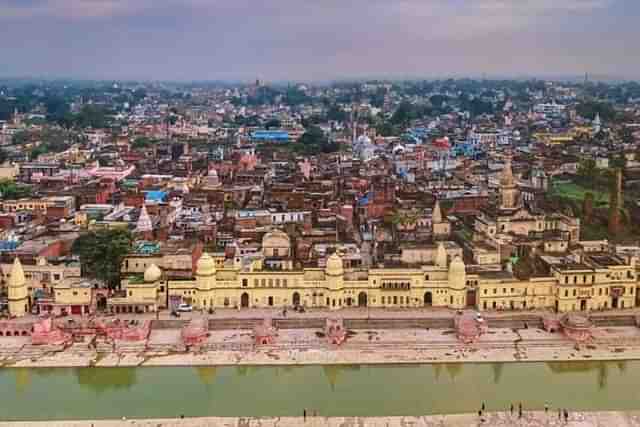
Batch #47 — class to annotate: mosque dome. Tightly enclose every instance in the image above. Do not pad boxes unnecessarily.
[356,135,372,146]
[325,253,344,276]
[196,252,216,276]
[144,263,162,283]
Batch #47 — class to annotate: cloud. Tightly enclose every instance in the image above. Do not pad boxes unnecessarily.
[0,0,614,19]
[0,0,633,81]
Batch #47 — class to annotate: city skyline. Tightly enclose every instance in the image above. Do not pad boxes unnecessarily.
[1,0,639,81]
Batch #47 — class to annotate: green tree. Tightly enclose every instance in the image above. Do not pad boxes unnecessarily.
[577,158,599,190]
[71,229,133,289]
[131,137,154,149]
[576,101,616,121]
[326,105,348,122]
[264,119,281,129]
[294,126,338,155]
[376,121,395,137]
[0,179,32,200]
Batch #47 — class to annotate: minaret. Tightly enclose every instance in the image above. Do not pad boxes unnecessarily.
[500,156,519,210]
[8,257,28,317]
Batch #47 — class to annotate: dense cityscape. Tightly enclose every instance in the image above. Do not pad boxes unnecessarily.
[3,77,640,424]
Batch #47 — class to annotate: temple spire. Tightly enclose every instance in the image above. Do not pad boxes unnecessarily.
[435,242,447,268]
[136,205,153,233]
[8,257,28,317]
[433,200,443,223]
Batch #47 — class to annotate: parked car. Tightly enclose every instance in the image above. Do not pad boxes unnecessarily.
[177,303,193,312]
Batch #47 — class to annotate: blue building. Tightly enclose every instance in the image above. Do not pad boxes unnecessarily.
[251,130,290,143]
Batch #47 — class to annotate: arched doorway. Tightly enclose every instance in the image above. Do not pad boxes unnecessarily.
[97,295,107,311]
[358,292,368,307]
[241,292,250,308]
[424,292,433,306]
[292,292,301,307]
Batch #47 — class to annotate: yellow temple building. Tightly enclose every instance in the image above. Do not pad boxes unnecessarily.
[110,240,638,315]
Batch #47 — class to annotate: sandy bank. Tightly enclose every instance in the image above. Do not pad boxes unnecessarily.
[2,411,640,426]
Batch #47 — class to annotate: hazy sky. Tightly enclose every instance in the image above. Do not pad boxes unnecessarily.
[1,0,638,81]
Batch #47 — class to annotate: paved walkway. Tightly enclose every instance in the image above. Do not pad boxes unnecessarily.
[4,412,640,427]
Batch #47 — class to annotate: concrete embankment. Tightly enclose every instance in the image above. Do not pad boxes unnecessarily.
[2,412,640,426]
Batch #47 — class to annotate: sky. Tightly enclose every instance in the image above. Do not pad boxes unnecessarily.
[0,0,638,82]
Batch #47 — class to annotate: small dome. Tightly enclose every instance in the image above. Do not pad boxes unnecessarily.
[144,264,162,282]
[325,253,344,276]
[196,252,216,276]
[356,135,372,145]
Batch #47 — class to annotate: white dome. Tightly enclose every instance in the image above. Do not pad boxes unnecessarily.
[356,135,372,145]
[144,264,162,283]
[325,253,344,276]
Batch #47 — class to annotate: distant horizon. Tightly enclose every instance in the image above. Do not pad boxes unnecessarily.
[1,73,638,86]
[2,1,640,82]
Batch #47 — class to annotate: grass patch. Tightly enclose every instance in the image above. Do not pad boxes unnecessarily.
[551,182,609,207]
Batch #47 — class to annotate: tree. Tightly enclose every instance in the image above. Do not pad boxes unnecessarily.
[376,121,395,137]
[577,158,598,189]
[576,101,616,121]
[131,137,154,150]
[326,105,348,122]
[294,126,338,155]
[0,179,32,200]
[71,229,133,289]
[264,119,281,130]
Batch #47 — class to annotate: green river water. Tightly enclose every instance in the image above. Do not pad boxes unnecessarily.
[1,362,639,420]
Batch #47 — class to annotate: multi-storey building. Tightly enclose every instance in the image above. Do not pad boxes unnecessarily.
[93,243,639,316]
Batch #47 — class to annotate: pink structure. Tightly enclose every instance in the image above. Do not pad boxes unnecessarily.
[31,318,72,346]
[182,319,209,347]
[454,313,488,344]
[253,319,277,345]
[559,313,593,344]
[543,313,594,344]
[542,313,562,333]
[0,321,32,338]
[87,165,135,182]
[325,318,347,346]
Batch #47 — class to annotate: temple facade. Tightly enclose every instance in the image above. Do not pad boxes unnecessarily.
[475,156,580,242]
[6,249,639,318]
[104,246,639,315]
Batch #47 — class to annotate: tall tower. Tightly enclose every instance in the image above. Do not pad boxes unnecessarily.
[8,257,28,317]
[500,156,519,210]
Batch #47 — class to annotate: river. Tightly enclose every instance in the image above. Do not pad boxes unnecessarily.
[1,361,640,420]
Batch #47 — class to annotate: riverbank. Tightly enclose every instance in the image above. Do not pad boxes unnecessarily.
[3,324,640,368]
[3,411,640,426]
